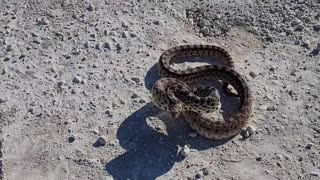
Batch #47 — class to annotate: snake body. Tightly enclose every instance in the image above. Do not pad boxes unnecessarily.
[151,44,253,140]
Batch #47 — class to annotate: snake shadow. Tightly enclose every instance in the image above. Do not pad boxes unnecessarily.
[144,63,159,91]
[104,63,234,180]
[104,103,230,180]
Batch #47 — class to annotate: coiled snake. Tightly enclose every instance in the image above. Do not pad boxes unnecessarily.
[151,44,253,140]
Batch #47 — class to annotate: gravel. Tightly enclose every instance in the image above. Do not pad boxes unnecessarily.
[1,0,319,179]
[187,0,319,44]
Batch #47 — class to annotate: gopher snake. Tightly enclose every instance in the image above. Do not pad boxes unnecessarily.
[151,44,253,140]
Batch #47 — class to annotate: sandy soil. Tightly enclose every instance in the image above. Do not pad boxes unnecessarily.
[0,0,319,180]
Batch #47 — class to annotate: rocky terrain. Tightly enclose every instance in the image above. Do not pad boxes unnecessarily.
[0,0,319,179]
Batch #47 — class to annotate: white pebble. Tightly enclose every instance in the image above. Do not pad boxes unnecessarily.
[247,125,257,135]
[92,129,100,135]
[242,130,250,138]
[249,71,257,78]
[310,170,320,177]
[181,145,190,157]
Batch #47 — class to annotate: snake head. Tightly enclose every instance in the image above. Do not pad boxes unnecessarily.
[167,92,184,119]
[169,102,183,119]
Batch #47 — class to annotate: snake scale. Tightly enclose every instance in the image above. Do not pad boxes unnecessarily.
[151,44,253,140]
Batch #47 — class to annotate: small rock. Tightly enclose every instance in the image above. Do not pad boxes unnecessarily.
[109,140,119,146]
[195,172,202,179]
[256,156,262,161]
[54,31,64,38]
[73,76,82,83]
[200,26,211,37]
[0,99,6,104]
[306,143,313,149]
[298,156,303,162]
[242,130,250,138]
[276,161,282,168]
[3,57,10,61]
[267,106,276,111]
[310,170,320,177]
[189,132,197,138]
[33,39,41,44]
[131,93,139,98]
[286,28,294,35]
[294,40,300,45]
[130,33,137,38]
[103,42,111,50]
[138,99,146,104]
[313,24,320,32]
[84,42,90,48]
[19,54,26,59]
[95,83,102,89]
[247,125,257,135]
[291,18,302,26]
[116,44,122,51]
[90,34,96,38]
[153,20,160,25]
[95,43,101,50]
[269,66,275,71]
[98,135,107,145]
[316,43,320,51]
[316,12,320,20]
[276,153,284,161]
[180,145,190,157]
[68,135,76,143]
[31,32,38,37]
[37,17,49,25]
[302,40,311,49]
[87,4,94,11]
[266,35,274,42]
[105,109,112,115]
[92,129,99,135]
[122,22,129,28]
[121,32,128,38]
[201,168,209,176]
[215,14,221,20]
[131,76,140,83]
[295,24,304,31]
[103,30,109,36]
[71,89,78,94]
[249,71,257,78]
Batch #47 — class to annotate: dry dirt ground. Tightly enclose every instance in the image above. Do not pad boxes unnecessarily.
[0,0,320,180]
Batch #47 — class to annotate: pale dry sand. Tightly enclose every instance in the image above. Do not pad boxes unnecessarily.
[0,0,319,180]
